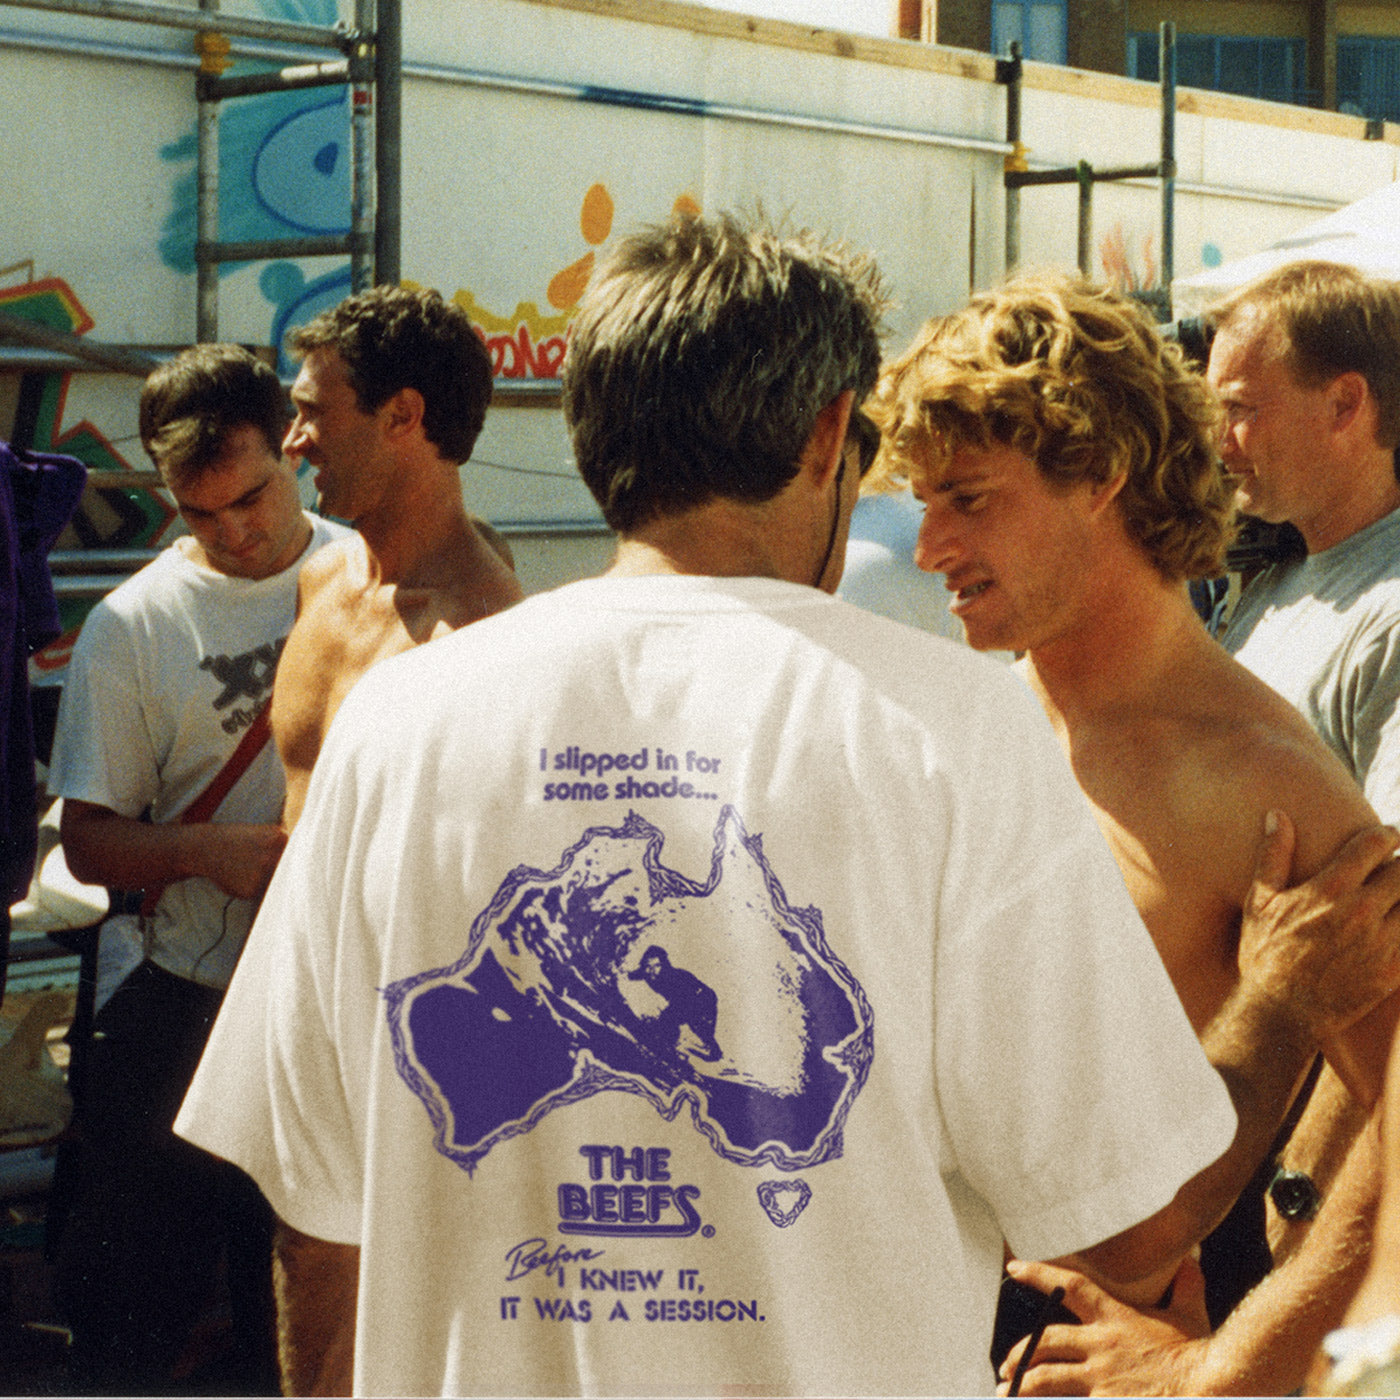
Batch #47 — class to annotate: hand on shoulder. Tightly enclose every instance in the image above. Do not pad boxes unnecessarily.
[1242,811,1400,1053]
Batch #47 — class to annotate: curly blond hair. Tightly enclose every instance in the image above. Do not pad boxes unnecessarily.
[868,272,1233,580]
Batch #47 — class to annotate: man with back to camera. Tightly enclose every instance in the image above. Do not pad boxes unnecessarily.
[869,270,1400,1396]
[176,213,1400,1397]
[46,343,351,1392]
[272,283,523,829]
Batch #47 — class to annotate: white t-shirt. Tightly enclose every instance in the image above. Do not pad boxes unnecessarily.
[1224,507,1400,825]
[178,574,1234,1397]
[48,514,350,989]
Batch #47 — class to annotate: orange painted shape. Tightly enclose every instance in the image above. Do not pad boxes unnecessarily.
[580,184,614,245]
[547,252,595,312]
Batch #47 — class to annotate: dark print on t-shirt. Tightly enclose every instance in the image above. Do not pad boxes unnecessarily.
[384,807,872,1176]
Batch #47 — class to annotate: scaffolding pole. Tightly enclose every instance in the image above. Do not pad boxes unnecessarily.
[2,0,398,342]
[1160,22,1177,311]
[376,0,402,285]
[1000,21,1177,314]
[0,0,346,49]
[998,42,1024,273]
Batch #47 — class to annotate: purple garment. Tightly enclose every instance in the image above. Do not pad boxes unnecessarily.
[0,441,86,904]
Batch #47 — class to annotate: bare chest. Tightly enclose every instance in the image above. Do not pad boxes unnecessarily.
[274,586,462,770]
[1070,724,1255,1032]
[1101,823,1242,1032]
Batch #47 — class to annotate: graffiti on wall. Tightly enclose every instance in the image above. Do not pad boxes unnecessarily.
[1099,223,1158,294]
[151,0,710,377]
[453,186,703,380]
[4,0,709,677]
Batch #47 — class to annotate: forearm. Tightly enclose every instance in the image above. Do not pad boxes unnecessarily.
[273,1220,359,1397]
[1342,1038,1400,1329]
[61,800,210,890]
[1321,992,1400,1110]
[1173,981,1315,1239]
[1071,990,1325,1308]
[61,800,286,902]
[1194,1119,1379,1396]
[1066,1220,1190,1310]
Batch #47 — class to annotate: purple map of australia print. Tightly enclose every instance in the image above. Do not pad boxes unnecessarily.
[383,807,873,1174]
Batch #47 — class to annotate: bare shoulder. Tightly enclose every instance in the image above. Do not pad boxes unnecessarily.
[1058,633,1379,1028]
[1144,648,1372,885]
[296,533,365,611]
[445,523,525,619]
[280,540,366,686]
[1074,639,1370,888]
[1221,652,1369,818]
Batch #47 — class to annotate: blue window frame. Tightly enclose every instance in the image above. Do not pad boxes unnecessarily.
[1127,31,1306,105]
[994,0,1066,64]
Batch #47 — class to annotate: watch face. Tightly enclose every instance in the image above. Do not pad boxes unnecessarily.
[1269,1166,1321,1221]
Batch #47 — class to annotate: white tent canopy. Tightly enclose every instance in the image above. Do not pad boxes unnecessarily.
[1175,180,1400,303]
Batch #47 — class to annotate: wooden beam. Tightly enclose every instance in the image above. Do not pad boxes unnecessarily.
[897,0,929,42]
[1308,0,1337,110]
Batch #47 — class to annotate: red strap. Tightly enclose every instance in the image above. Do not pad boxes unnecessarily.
[140,699,273,916]
[181,701,273,827]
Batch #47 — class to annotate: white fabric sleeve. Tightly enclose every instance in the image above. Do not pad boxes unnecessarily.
[931,705,1237,1265]
[175,734,367,1244]
[47,601,160,818]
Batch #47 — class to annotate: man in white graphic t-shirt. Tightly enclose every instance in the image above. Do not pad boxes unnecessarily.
[47,344,349,1393]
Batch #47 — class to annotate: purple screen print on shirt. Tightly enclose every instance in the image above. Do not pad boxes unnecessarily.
[383,807,873,1175]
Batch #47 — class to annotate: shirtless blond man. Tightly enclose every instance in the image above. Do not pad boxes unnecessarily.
[870,273,1400,1395]
[274,285,523,827]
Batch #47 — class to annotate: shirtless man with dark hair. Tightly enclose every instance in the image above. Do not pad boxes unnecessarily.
[272,284,522,828]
